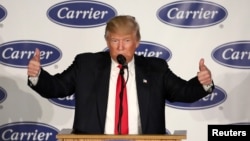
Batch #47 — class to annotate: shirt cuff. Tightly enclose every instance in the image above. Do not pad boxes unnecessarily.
[28,76,38,86]
[203,83,214,93]
[28,70,41,86]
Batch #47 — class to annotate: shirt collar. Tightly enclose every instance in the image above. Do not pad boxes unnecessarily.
[111,57,135,75]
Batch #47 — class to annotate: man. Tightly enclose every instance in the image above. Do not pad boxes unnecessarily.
[27,15,214,134]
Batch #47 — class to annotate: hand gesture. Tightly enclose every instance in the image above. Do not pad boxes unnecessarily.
[27,48,41,77]
[197,58,212,85]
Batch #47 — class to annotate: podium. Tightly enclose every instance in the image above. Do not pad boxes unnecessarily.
[56,129,187,141]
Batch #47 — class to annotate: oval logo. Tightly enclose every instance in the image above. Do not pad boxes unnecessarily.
[165,85,227,110]
[0,87,7,104]
[136,41,171,61]
[157,0,228,28]
[0,121,59,141]
[0,40,62,68]
[0,5,7,22]
[49,94,75,109]
[104,41,172,61]
[212,41,250,69]
[47,0,117,28]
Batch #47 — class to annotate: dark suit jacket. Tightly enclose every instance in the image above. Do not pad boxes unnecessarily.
[28,51,212,134]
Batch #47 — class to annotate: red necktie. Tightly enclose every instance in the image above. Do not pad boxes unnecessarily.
[114,65,128,134]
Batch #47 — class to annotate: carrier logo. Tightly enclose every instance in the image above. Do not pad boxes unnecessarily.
[0,5,7,22]
[47,0,117,28]
[0,87,7,103]
[0,121,59,141]
[0,40,62,68]
[157,0,228,28]
[104,41,172,61]
[49,94,75,109]
[166,86,227,110]
[136,41,171,61]
[212,41,250,69]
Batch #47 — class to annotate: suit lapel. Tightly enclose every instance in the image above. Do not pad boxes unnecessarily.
[95,53,111,130]
[134,56,151,131]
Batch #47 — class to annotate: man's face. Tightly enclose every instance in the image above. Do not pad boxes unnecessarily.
[106,32,139,63]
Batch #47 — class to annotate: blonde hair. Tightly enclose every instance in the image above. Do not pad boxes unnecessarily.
[105,15,141,41]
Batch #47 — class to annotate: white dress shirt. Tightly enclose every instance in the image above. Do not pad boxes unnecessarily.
[104,58,141,134]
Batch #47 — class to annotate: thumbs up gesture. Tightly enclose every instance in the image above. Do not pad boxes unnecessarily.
[27,48,41,77]
[197,58,212,85]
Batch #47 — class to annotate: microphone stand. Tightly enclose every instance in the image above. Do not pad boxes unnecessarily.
[117,66,125,134]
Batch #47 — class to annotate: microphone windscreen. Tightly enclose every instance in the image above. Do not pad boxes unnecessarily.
[117,54,126,65]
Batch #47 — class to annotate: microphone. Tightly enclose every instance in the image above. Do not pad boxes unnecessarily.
[116,54,129,81]
[117,54,128,68]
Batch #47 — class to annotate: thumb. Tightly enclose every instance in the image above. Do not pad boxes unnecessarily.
[199,58,206,71]
[33,48,40,62]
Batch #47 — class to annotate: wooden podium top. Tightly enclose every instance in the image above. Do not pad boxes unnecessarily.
[56,129,187,141]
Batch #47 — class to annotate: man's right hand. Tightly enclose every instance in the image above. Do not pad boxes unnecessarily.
[27,48,41,77]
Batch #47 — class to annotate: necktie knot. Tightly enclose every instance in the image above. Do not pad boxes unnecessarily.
[118,64,124,75]
[117,64,122,69]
